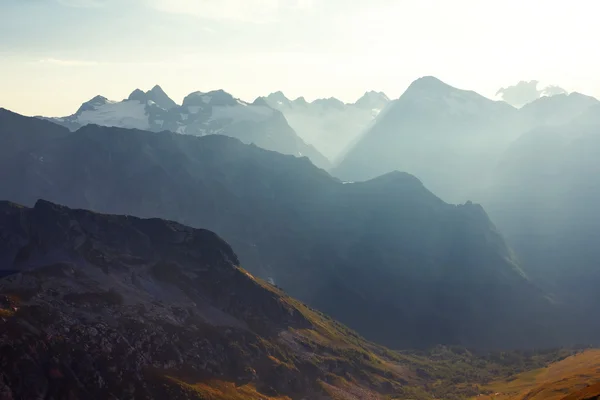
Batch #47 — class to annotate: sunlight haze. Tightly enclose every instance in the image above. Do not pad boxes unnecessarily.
[1,0,599,116]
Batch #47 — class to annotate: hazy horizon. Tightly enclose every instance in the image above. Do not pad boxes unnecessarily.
[2,0,600,116]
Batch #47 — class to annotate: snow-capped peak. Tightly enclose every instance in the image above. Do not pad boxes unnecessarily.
[127,85,177,110]
[183,89,239,107]
[75,95,113,114]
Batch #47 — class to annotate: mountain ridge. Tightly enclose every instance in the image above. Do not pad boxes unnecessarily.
[0,108,571,350]
[0,198,433,399]
[41,87,330,169]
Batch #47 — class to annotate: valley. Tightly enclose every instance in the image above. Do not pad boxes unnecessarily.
[2,4,600,396]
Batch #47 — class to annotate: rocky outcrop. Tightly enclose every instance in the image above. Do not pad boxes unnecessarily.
[0,200,422,399]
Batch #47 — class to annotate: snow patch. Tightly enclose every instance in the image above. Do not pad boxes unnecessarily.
[77,100,149,130]
[180,113,189,121]
[211,105,273,123]
[202,95,212,104]
[187,106,202,114]
[154,120,164,127]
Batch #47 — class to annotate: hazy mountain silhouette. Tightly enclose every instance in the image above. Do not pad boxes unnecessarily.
[261,91,389,162]
[480,110,600,327]
[0,108,572,349]
[335,77,599,204]
[334,76,519,203]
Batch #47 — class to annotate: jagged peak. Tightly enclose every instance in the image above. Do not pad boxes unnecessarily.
[146,84,177,109]
[149,84,165,94]
[252,97,270,107]
[87,94,109,103]
[127,88,147,102]
[267,91,289,100]
[265,91,292,108]
[75,95,111,114]
[354,91,390,109]
[311,97,345,110]
[293,96,308,106]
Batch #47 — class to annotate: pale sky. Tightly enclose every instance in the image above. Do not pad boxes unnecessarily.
[1,0,600,116]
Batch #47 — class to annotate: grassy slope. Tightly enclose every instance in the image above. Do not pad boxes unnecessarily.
[474,349,600,400]
[158,272,580,400]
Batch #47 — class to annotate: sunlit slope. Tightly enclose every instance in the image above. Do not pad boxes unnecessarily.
[474,350,600,400]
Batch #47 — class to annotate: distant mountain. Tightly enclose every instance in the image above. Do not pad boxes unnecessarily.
[128,84,178,110]
[519,92,599,126]
[334,77,600,204]
[334,76,519,203]
[260,91,390,162]
[43,87,330,169]
[480,112,600,326]
[354,90,391,111]
[0,199,436,399]
[0,108,570,350]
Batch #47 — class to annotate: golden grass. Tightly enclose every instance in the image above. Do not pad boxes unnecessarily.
[473,350,600,400]
[0,309,15,318]
[166,377,292,400]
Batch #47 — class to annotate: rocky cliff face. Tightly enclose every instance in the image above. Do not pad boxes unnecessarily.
[0,200,429,399]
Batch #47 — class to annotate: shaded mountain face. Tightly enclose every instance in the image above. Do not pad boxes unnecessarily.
[334,76,521,203]
[261,91,389,162]
[480,114,600,328]
[334,77,599,204]
[0,109,568,350]
[42,87,330,170]
[0,200,434,399]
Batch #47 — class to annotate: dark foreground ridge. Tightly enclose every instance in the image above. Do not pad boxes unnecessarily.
[0,200,441,399]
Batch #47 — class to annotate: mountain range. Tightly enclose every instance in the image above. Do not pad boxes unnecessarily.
[0,200,579,399]
[43,85,330,170]
[260,90,390,161]
[0,107,576,350]
[334,76,599,203]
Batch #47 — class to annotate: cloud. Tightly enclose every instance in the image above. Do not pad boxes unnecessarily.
[38,58,99,66]
[146,0,314,23]
[542,85,568,97]
[497,80,569,107]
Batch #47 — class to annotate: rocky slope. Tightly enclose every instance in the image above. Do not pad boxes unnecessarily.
[0,199,434,399]
[41,87,330,170]
[0,108,567,350]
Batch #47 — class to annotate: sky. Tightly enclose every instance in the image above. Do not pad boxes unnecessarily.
[1,0,600,116]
